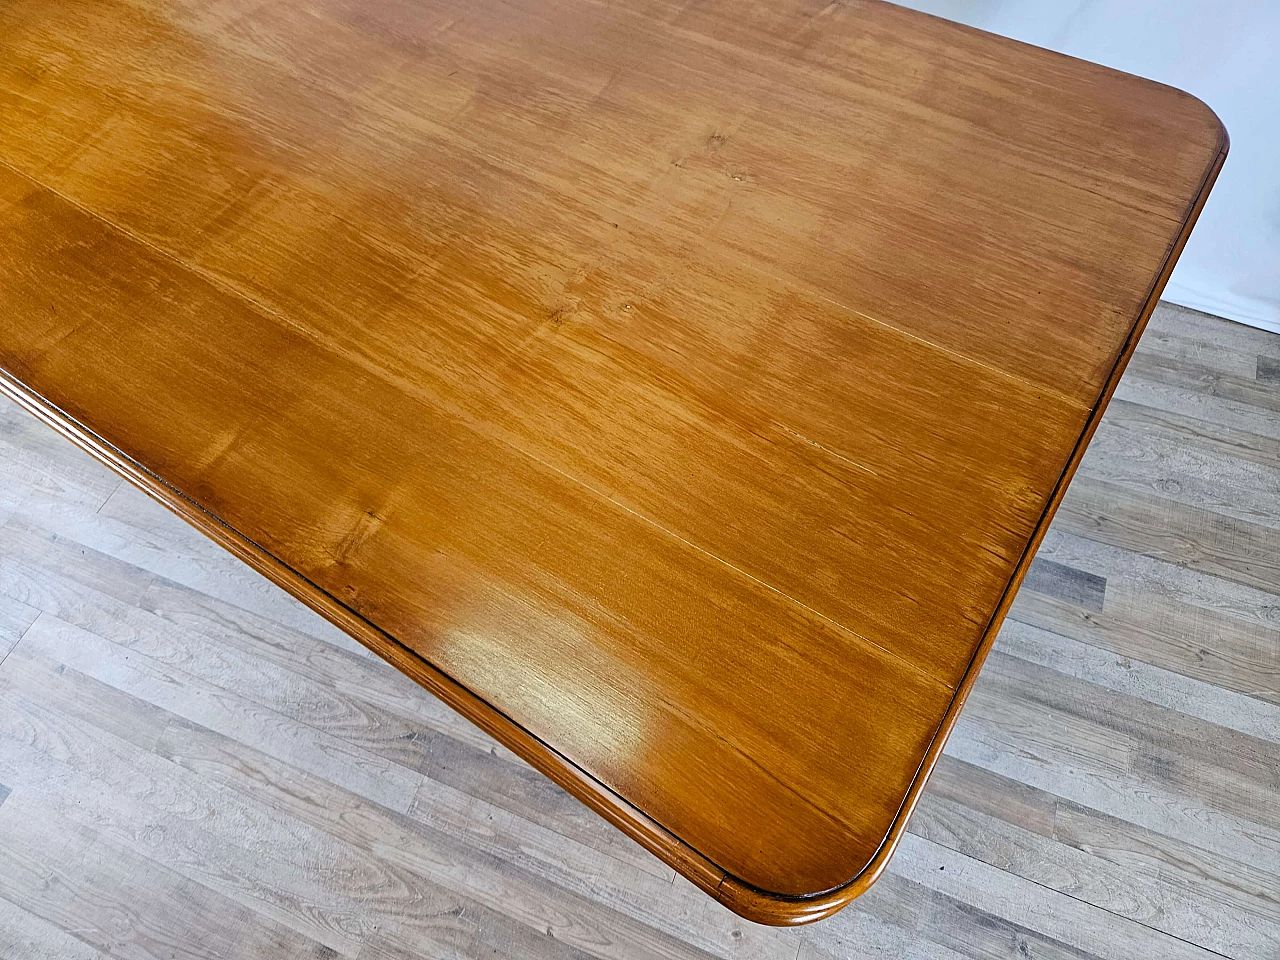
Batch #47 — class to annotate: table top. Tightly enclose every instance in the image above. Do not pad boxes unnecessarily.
[0,0,1225,925]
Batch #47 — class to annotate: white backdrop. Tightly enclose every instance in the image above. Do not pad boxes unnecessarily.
[894,0,1280,333]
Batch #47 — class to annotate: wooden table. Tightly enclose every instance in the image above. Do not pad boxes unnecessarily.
[0,0,1224,926]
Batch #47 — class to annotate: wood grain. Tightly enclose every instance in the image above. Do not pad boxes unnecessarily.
[0,300,1277,955]
[0,0,1226,922]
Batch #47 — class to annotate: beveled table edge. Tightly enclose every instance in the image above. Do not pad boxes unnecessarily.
[0,114,1226,927]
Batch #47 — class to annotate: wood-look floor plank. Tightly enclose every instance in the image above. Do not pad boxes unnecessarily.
[16,613,425,813]
[19,477,362,647]
[150,716,737,960]
[0,302,1277,956]
[1127,350,1280,417]
[0,896,117,960]
[796,878,978,960]
[0,659,370,954]
[0,790,342,959]
[1115,368,1280,445]
[355,920,599,960]
[1098,397,1280,479]
[1056,476,1280,600]
[153,711,793,960]
[1018,533,1280,704]
[0,594,38,661]
[0,403,122,511]
[925,756,1280,935]
[950,700,1280,880]
[979,652,1280,831]
[1140,303,1280,378]
[3,552,441,776]
[996,618,1280,744]
[1,518,158,608]
[2,526,508,766]
[887,834,1222,960]
[1081,414,1280,534]
[1,650,702,960]
[912,771,1280,957]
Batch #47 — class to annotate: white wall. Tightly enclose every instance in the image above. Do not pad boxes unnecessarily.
[894,0,1280,333]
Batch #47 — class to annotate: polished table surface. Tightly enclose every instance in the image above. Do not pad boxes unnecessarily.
[0,0,1225,925]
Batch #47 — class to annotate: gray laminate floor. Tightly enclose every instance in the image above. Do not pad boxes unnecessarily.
[0,302,1277,960]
